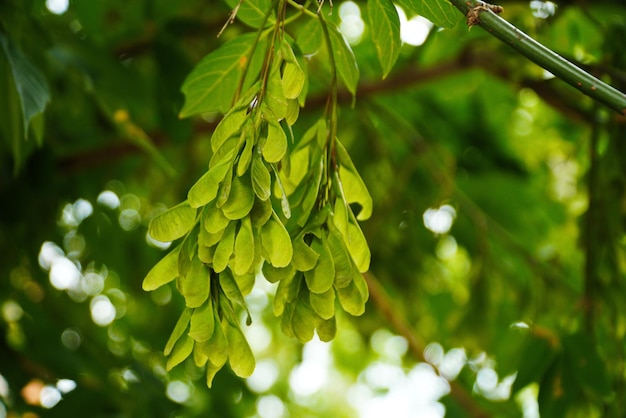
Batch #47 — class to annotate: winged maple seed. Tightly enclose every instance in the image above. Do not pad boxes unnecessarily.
[465,1,504,27]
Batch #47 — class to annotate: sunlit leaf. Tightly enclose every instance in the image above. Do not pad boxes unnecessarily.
[282,60,305,100]
[234,217,255,275]
[166,334,194,371]
[310,288,335,320]
[250,197,273,227]
[292,235,320,272]
[263,67,287,119]
[291,296,316,343]
[263,119,287,163]
[165,307,192,356]
[189,299,215,342]
[316,316,337,342]
[222,175,255,220]
[202,201,231,234]
[149,201,197,242]
[225,322,256,378]
[304,238,335,294]
[327,222,354,288]
[368,0,401,78]
[178,256,211,308]
[336,140,372,220]
[188,159,232,208]
[211,108,248,153]
[252,155,271,201]
[213,221,237,272]
[142,246,180,291]
[260,215,293,267]
[273,272,298,316]
[262,262,296,284]
[180,34,266,117]
[327,21,359,97]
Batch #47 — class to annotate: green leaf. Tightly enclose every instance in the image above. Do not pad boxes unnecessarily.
[224,0,275,29]
[213,221,237,272]
[394,0,460,28]
[297,19,322,55]
[196,306,229,367]
[316,316,337,342]
[189,299,215,342]
[563,332,612,399]
[292,296,317,343]
[234,217,255,275]
[335,280,365,316]
[237,134,254,176]
[165,307,193,356]
[211,108,248,153]
[0,33,50,138]
[166,334,194,371]
[252,155,271,200]
[178,226,199,278]
[304,238,335,294]
[260,215,293,267]
[205,361,223,388]
[149,201,197,242]
[262,262,296,284]
[225,322,256,378]
[310,288,335,320]
[292,235,320,272]
[368,0,401,78]
[336,140,372,220]
[219,269,250,315]
[345,215,371,273]
[273,273,299,316]
[222,174,255,220]
[202,201,231,234]
[142,246,180,291]
[250,197,273,227]
[263,119,287,163]
[234,271,255,296]
[282,60,305,100]
[327,222,354,288]
[180,33,266,117]
[178,256,211,308]
[263,67,287,119]
[327,21,359,97]
[188,158,232,208]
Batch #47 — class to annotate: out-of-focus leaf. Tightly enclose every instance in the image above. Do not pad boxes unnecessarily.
[0,32,50,137]
[368,0,401,78]
[336,140,372,220]
[149,201,197,242]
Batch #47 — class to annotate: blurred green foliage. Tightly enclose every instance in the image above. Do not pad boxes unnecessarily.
[1,0,625,417]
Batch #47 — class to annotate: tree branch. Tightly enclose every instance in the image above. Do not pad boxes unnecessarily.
[449,0,626,116]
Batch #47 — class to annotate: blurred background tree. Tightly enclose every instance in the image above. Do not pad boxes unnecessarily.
[1,0,625,417]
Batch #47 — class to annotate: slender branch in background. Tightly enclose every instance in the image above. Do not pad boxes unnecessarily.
[448,0,626,116]
[364,272,491,418]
